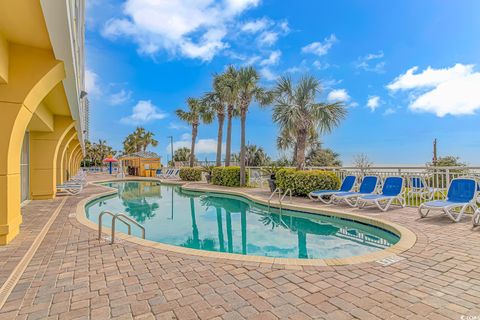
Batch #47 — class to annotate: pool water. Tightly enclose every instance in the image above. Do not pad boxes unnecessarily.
[86,181,399,259]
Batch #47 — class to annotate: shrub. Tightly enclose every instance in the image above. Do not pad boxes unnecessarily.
[179,167,203,181]
[276,169,340,196]
[211,166,249,187]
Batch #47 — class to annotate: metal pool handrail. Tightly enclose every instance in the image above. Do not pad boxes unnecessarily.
[98,211,145,244]
[111,213,145,244]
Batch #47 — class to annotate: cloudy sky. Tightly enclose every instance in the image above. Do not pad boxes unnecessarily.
[86,0,480,165]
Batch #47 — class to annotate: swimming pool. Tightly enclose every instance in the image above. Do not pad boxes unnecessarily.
[86,181,400,259]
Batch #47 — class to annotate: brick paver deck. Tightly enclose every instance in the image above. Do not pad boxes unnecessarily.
[0,174,479,319]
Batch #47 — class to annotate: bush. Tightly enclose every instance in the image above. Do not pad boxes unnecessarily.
[276,169,340,196]
[179,167,203,181]
[211,166,249,187]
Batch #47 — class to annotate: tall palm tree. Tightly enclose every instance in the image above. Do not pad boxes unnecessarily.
[176,98,214,167]
[123,127,158,154]
[277,127,320,165]
[203,73,228,167]
[272,75,347,170]
[140,131,158,151]
[236,66,273,186]
[222,66,240,166]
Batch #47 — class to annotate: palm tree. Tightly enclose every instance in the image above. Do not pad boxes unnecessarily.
[236,66,273,186]
[203,73,228,167]
[123,127,158,154]
[222,66,240,166]
[173,147,191,162]
[272,75,347,170]
[140,131,158,151]
[277,127,320,165]
[176,98,214,167]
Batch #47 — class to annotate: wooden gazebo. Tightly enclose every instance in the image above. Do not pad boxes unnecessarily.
[119,151,161,177]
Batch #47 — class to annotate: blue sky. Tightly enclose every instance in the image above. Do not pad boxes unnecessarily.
[85,0,480,165]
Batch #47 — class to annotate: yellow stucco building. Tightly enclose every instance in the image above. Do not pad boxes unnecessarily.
[0,1,87,244]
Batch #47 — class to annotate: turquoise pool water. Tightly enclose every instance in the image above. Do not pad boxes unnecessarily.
[86,181,399,259]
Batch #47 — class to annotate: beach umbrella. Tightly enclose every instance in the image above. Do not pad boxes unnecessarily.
[103,156,118,174]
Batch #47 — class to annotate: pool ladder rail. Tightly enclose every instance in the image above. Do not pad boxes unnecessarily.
[268,188,293,209]
[98,211,145,244]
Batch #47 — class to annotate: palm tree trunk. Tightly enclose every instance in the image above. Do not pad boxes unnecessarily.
[216,113,225,167]
[292,143,298,166]
[190,124,198,167]
[225,105,233,166]
[240,108,247,186]
[296,129,307,170]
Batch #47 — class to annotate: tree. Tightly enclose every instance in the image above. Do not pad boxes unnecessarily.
[176,98,214,167]
[272,75,347,170]
[353,153,372,176]
[123,127,158,154]
[83,139,115,166]
[232,144,271,167]
[203,72,229,166]
[173,147,192,162]
[222,66,240,166]
[428,156,466,167]
[236,66,272,186]
[306,147,342,167]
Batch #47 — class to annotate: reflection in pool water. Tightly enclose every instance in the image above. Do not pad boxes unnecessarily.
[86,181,399,259]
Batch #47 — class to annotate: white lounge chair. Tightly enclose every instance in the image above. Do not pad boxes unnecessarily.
[473,208,480,227]
[309,175,356,204]
[418,178,478,222]
[331,176,379,207]
[357,176,405,212]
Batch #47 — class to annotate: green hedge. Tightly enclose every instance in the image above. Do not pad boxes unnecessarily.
[276,169,340,196]
[179,167,203,181]
[211,166,249,187]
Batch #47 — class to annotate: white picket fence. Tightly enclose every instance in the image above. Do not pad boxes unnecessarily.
[246,166,480,207]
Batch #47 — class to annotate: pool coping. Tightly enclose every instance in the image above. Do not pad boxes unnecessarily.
[75,178,417,266]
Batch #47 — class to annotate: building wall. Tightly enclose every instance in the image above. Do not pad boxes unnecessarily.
[0,1,86,244]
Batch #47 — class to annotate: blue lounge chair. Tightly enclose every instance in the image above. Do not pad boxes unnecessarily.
[357,177,405,212]
[331,176,379,207]
[407,176,436,200]
[308,175,356,204]
[419,178,478,222]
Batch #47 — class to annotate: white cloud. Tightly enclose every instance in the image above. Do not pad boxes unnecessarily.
[313,60,330,70]
[383,108,396,116]
[121,100,167,125]
[169,138,223,154]
[260,50,281,66]
[387,63,480,116]
[168,122,189,130]
[102,0,260,61]
[85,69,100,96]
[327,89,350,102]
[260,67,278,81]
[302,34,337,57]
[109,89,132,105]
[367,96,380,112]
[355,51,385,73]
[257,31,279,46]
[241,18,271,33]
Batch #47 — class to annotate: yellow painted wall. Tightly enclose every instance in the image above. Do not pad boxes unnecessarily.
[56,128,77,184]
[30,116,74,199]
[0,44,65,244]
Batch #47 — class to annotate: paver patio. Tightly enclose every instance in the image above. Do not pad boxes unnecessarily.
[0,173,479,319]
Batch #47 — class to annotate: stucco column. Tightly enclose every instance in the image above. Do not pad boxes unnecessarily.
[0,44,64,244]
[56,128,76,185]
[30,116,74,199]
[67,142,80,181]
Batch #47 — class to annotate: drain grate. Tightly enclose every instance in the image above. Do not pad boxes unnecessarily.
[376,255,405,266]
